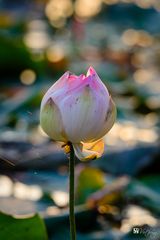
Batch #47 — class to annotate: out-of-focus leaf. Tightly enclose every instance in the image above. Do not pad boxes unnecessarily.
[87,176,130,208]
[77,230,122,240]
[0,84,44,127]
[0,141,66,170]
[122,232,146,240]
[0,211,48,240]
[0,36,35,78]
[92,145,159,176]
[124,180,160,214]
[0,84,42,114]
[51,228,122,240]
[50,226,70,240]
[140,175,160,194]
[45,205,97,234]
[75,167,106,205]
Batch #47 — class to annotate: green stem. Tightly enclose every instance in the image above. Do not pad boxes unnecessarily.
[69,143,76,240]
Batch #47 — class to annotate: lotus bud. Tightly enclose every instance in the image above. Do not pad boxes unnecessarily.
[40,67,116,161]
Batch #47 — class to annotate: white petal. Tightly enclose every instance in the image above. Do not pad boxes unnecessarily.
[94,96,117,140]
[58,85,100,143]
[40,98,67,142]
[41,71,70,109]
[58,83,115,143]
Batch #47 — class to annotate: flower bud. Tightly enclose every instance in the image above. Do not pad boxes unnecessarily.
[40,67,116,161]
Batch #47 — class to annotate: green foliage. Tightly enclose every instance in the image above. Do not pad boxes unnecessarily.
[0,212,48,240]
[140,175,160,194]
[75,167,106,204]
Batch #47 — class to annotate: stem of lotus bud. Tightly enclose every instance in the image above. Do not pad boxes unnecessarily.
[68,142,76,240]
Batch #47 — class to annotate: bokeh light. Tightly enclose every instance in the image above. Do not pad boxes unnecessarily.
[14,182,43,201]
[75,0,102,19]
[23,20,50,51]
[122,29,153,47]
[51,191,69,207]
[20,69,36,85]
[45,0,73,28]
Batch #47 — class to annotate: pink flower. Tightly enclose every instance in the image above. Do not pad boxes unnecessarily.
[40,67,116,161]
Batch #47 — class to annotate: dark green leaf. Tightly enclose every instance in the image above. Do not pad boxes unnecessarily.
[0,211,48,240]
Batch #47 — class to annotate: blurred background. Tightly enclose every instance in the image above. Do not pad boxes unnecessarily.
[0,0,160,239]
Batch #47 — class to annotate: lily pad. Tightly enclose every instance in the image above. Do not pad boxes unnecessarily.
[0,211,48,240]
